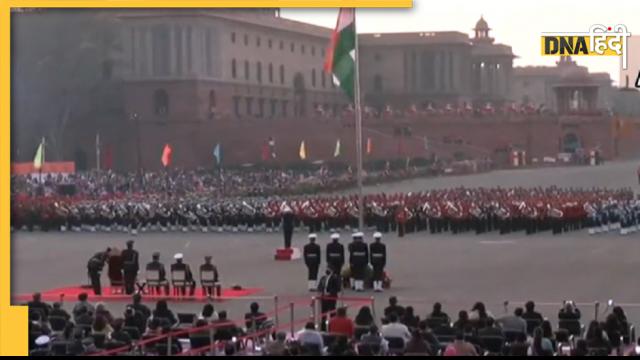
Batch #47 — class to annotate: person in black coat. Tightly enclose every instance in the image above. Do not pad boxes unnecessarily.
[326,233,345,274]
[145,252,169,295]
[369,232,387,292]
[303,234,321,291]
[170,254,196,296]
[349,232,369,292]
[318,268,342,331]
[121,240,140,295]
[281,204,295,249]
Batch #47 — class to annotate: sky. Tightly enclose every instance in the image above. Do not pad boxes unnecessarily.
[282,0,640,86]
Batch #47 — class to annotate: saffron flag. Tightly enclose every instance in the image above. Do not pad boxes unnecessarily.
[324,8,356,100]
[213,143,222,165]
[299,140,307,160]
[161,144,172,167]
[334,139,341,158]
[366,137,373,155]
[33,138,45,170]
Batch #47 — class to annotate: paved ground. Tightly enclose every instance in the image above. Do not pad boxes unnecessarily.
[11,160,640,328]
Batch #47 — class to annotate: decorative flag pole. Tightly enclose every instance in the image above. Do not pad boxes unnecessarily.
[325,8,365,230]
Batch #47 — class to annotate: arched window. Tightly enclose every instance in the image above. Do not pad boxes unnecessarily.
[321,70,326,88]
[257,62,262,83]
[153,89,169,116]
[311,69,316,88]
[268,63,273,83]
[231,59,237,79]
[280,65,285,84]
[244,60,250,80]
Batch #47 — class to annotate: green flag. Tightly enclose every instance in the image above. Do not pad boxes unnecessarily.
[33,138,45,170]
[324,8,356,100]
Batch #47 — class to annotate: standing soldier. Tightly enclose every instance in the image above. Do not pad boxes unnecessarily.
[281,203,295,249]
[121,240,140,295]
[349,232,369,292]
[303,234,321,291]
[369,232,387,292]
[326,233,345,275]
[87,249,110,296]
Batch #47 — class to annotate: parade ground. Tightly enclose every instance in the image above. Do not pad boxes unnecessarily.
[12,160,640,325]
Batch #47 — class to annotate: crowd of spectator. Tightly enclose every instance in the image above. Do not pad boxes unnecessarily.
[26,292,640,356]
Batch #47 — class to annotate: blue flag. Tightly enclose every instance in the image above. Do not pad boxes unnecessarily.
[213,143,222,165]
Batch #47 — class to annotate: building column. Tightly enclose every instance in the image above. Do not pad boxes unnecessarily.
[146,27,153,77]
[434,52,441,92]
[169,26,176,76]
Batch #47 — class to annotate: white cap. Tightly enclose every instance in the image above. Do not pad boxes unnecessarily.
[352,232,364,238]
[174,253,183,260]
[330,233,340,240]
[308,233,317,239]
[35,335,50,347]
[373,232,383,239]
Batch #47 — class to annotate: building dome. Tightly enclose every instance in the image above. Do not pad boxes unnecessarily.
[475,16,490,31]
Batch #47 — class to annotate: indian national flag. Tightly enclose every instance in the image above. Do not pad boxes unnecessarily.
[324,8,356,100]
[33,138,45,170]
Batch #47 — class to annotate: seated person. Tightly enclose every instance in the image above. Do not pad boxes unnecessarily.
[145,252,169,295]
[478,317,504,337]
[152,300,178,328]
[27,293,52,321]
[427,302,450,324]
[381,313,411,343]
[170,254,196,296]
[244,302,266,332]
[328,307,355,338]
[295,322,324,354]
[384,296,405,320]
[558,301,581,321]
[211,311,240,341]
[50,302,71,321]
[199,256,220,297]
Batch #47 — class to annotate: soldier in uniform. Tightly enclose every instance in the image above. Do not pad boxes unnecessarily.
[369,232,387,292]
[171,253,196,296]
[87,249,110,296]
[121,240,140,295]
[145,252,169,295]
[303,234,321,291]
[326,233,345,275]
[349,232,369,292]
[199,256,220,297]
[317,268,341,331]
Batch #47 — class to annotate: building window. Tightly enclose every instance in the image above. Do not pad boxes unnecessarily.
[282,100,288,117]
[244,60,250,80]
[151,25,171,76]
[321,48,326,57]
[301,45,305,54]
[231,32,236,43]
[244,34,249,46]
[270,99,277,117]
[256,36,261,47]
[290,42,295,52]
[268,39,273,48]
[233,96,241,117]
[257,62,262,83]
[231,59,237,79]
[321,71,326,88]
[268,63,273,83]
[153,89,169,116]
[280,65,285,84]
[374,75,383,92]
[258,98,265,117]
[311,69,316,88]
[279,40,284,50]
[246,97,253,116]
[209,90,216,112]
[311,46,316,56]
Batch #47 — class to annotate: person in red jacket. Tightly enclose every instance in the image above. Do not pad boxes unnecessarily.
[328,307,354,338]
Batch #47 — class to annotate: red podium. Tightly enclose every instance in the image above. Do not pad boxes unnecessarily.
[274,247,301,261]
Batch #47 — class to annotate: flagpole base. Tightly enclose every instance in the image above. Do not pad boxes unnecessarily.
[274,247,301,261]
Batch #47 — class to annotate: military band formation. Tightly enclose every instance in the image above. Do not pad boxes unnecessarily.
[12,186,640,237]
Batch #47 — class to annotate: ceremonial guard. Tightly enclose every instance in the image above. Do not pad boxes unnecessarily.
[369,232,387,292]
[303,234,321,291]
[171,254,196,296]
[87,249,110,296]
[121,240,140,295]
[317,268,341,331]
[145,252,169,295]
[326,233,345,275]
[349,232,369,292]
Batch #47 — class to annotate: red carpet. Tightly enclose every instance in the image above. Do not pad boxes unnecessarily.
[15,285,263,303]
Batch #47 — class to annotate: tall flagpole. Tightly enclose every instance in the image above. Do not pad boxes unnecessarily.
[353,8,364,231]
